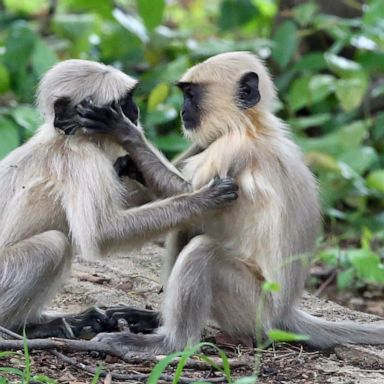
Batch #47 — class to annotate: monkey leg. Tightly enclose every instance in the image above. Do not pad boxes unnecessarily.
[93,235,259,354]
[0,230,72,337]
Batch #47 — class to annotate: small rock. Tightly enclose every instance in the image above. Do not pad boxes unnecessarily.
[335,344,384,370]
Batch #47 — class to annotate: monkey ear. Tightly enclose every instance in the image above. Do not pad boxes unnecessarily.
[237,72,261,109]
[53,97,72,116]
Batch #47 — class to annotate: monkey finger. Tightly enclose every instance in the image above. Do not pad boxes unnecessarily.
[76,105,110,123]
[79,123,110,136]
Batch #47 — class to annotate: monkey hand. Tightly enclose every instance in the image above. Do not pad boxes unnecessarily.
[76,99,142,143]
[114,154,146,185]
[196,176,239,208]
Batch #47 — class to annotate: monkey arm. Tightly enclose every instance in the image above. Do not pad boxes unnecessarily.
[76,101,191,198]
[96,194,212,255]
[62,152,237,258]
[120,135,192,198]
[119,177,153,207]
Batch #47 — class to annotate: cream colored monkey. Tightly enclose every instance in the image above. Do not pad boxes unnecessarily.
[0,59,238,338]
[78,52,384,354]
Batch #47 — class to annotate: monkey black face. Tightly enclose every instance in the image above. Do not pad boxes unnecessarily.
[119,91,139,125]
[178,82,204,130]
[237,72,261,110]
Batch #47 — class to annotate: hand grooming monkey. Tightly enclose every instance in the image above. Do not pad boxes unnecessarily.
[0,59,239,339]
[78,51,384,354]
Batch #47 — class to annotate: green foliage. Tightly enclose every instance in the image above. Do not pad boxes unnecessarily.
[0,332,58,383]
[267,329,310,342]
[148,342,232,384]
[0,0,383,288]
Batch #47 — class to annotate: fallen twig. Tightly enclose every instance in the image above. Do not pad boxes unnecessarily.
[0,328,230,382]
[51,350,227,383]
[0,325,23,340]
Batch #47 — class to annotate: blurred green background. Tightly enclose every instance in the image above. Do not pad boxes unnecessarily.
[0,0,383,294]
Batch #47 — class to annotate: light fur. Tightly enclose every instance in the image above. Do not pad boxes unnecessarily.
[0,59,233,332]
[94,51,384,353]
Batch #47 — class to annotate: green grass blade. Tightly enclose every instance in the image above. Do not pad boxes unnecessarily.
[31,374,58,384]
[91,366,103,384]
[23,328,31,384]
[0,367,24,376]
[173,342,232,384]
[147,351,183,384]
[0,351,18,359]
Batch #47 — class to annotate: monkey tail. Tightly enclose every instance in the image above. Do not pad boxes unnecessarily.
[282,308,384,348]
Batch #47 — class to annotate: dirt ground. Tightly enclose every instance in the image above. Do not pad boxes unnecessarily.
[1,243,384,383]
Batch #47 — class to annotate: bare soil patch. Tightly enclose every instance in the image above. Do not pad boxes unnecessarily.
[1,244,384,383]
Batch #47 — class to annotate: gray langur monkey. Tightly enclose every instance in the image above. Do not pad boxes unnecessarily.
[0,59,239,338]
[77,52,384,354]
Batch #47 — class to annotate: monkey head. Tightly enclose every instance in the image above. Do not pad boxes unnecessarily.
[36,59,140,135]
[177,51,277,146]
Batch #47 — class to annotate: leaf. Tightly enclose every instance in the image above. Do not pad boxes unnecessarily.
[293,52,327,72]
[325,53,362,78]
[338,147,378,175]
[147,351,185,384]
[363,0,384,27]
[288,74,334,111]
[0,351,18,359]
[306,152,340,172]
[218,0,258,31]
[0,117,20,159]
[145,105,178,126]
[318,248,339,267]
[31,39,58,78]
[0,63,11,94]
[10,105,43,135]
[292,1,318,26]
[4,0,48,14]
[348,249,384,283]
[173,342,231,384]
[31,375,57,384]
[308,74,334,104]
[262,281,281,292]
[337,268,355,290]
[23,329,31,383]
[3,21,36,75]
[152,134,189,154]
[0,367,24,376]
[91,366,103,384]
[267,329,310,342]
[113,8,148,43]
[53,14,96,53]
[366,170,384,194]
[335,76,368,112]
[137,0,165,31]
[272,21,298,69]
[148,83,169,111]
[297,120,367,157]
[61,0,113,18]
[287,75,311,111]
[289,113,331,131]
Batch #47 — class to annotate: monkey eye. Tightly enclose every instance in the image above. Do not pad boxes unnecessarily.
[184,87,194,99]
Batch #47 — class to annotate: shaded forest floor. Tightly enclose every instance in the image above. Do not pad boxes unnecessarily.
[1,244,384,383]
